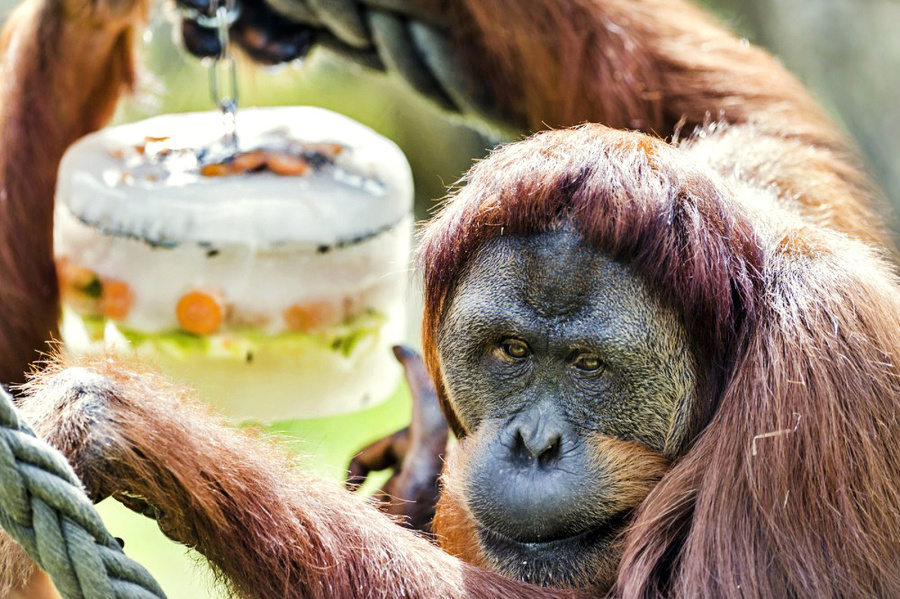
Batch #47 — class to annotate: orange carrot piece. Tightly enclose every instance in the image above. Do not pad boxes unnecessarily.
[283,300,342,332]
[100,279,134,320]
[303,142,343,158]
[266,152,309,176]
[176,290,224,335]
[57,259,96,291]
[200,163,233,177]
[232,151,267,172]
[56,261,102,317]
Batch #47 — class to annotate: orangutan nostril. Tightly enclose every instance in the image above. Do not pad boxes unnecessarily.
[514,427,562,465]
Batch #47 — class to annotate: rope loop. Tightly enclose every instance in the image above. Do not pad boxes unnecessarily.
[0,386,166,599]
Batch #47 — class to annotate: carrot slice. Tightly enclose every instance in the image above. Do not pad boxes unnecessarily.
[232,151,267,172]
[200,163,233,177]
[283,300,341,332]
[57,259,96,292]
[177,290,224,335]
[266,152,309,176]
[303,142,343,158]
[100,279,134,320]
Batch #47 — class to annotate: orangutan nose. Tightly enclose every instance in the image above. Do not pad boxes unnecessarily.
[465,404,594,543]
[514,423,562,465]
[509,404,565,466]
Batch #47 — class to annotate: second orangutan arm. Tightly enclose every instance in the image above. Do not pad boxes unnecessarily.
[0,0,146,384]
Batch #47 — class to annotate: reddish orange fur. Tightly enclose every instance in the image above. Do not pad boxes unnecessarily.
[0,0,144,385]
[588,437,670,513]
[432,444,492,569]
[0,534,37,597]
[0,0,897,596]
[584,437,671,589]
[441,0,886,246]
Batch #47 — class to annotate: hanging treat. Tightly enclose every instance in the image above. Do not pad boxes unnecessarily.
[55,106,414,420]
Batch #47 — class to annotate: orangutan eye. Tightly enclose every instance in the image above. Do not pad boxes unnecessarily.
[500,338,531,361]
[573,354,604,373]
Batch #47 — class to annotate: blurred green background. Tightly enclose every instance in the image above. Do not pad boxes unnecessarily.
[1,0,898,596]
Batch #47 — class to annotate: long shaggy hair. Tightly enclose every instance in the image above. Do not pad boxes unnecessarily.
[418,124,900,597]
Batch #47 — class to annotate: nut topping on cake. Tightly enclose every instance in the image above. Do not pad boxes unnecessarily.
[200,149,314,177]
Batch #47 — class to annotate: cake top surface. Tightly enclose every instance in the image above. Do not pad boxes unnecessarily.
[56,107,414,247]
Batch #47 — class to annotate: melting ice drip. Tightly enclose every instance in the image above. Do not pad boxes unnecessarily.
[198,0,242,154]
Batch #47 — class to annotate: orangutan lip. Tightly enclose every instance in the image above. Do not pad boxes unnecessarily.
[476,511,630,554]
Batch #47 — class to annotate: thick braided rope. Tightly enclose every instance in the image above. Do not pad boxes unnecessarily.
[0,386,166,599]
[261,0,513,132]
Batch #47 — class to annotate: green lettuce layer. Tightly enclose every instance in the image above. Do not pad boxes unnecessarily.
[82,311,387,361]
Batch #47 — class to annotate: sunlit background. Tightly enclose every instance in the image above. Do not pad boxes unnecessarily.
[1,0,898,595]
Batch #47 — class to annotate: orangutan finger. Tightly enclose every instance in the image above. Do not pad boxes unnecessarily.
[346,428,410,489]
[392,345,447,445]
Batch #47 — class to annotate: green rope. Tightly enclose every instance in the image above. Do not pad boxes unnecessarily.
[0,386,166,599]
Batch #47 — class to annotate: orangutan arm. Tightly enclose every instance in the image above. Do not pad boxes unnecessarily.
[177,0,841,142]
[434,0,834,137]
[14,355,583,599]
[177,0,887,246]
[430,0,885,245]
[0,0,145,385]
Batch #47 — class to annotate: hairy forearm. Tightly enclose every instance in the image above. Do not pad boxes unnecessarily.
[0,0,142,384]
[17,355,583,598]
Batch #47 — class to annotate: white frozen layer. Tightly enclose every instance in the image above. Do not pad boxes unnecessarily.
[56,107,413,247]
[56,207,412,333]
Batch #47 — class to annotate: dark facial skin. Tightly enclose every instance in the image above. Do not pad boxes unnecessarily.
[437,226,696,588]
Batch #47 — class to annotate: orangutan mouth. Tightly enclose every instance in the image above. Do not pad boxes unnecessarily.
[475,511,631,586]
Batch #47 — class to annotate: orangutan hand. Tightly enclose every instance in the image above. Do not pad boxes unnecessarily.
[173,0,441,65]
[177,0,316,65]
[346,345,449,535]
